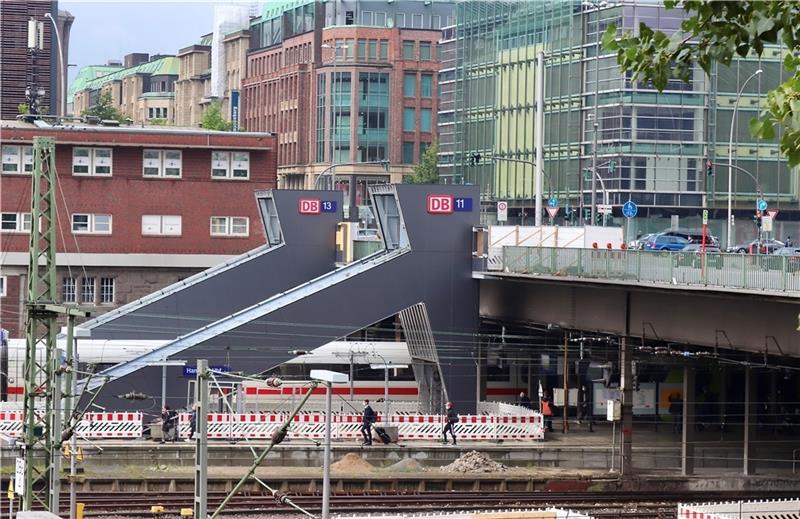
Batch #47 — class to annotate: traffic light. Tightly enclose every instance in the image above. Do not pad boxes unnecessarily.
[706,160,713,176]
[755,211,762,228]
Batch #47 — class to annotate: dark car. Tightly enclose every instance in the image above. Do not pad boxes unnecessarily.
[644,234,690,252]
[663,229,720,247]
[729,239,784,254]
[676,243,723,268]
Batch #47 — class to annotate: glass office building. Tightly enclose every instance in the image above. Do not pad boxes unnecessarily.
[438,0,796,235]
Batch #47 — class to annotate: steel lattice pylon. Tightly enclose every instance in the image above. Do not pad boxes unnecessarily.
[22,137,89,514]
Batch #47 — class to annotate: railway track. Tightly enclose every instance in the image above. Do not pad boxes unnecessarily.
[41,490,794,517]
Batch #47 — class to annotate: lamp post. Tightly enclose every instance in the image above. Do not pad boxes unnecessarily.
[310,369,349,519]
[726,68,762,250]
[44,12,65,118]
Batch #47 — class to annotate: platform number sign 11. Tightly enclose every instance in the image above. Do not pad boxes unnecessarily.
[427,195,473,214]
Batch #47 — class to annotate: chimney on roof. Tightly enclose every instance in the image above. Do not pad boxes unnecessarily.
[107,59,122,66]
[123,53,149,68]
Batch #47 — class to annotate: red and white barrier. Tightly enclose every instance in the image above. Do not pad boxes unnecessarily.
[0,411,543,441]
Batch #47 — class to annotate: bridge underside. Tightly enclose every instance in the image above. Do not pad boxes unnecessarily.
[479,274,800,358]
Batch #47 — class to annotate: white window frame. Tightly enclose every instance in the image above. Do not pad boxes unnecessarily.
[62,277,76,304]
[81,277,96,304]
[71,213,112,235]
[99,277,115,304]
[2,145,33,174]
[0,276,6,297]
[142,149,182,178]
[72,147,113,176]
[1,212,32,233]
[141,215,182,236]
[210,216,250,237]
[211,150,250,179]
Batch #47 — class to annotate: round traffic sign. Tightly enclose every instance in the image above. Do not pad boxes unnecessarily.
[622,200,638,218]
[547,197,558,208]
[757,199,768,212]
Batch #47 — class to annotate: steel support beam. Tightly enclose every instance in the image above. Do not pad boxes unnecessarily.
[743,367,755,475]
[681,365,696,476]
[194,359,209,519]
[620,292,633,475]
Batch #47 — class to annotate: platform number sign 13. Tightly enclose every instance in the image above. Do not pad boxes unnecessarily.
[299,199,337,214]
[427,195,473,214]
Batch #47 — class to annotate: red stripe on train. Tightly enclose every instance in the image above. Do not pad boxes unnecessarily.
[245,386,419,396]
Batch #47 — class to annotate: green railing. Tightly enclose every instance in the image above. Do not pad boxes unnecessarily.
[501,246,800,293]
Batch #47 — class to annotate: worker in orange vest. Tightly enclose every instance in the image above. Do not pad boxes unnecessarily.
[541,393,554,433]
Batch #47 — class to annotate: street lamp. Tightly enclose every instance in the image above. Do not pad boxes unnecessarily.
[310,369,349,519]
[727,68,762,250]
[44,12,66,118]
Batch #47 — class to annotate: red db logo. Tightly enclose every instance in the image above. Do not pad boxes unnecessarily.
[299,199,320,214]
[427,195,453,214]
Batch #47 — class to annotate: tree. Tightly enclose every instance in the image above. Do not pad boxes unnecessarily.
[200,101,231,131]
[82,90,125,122]
[602,1,800,165]
[406,142,439,184]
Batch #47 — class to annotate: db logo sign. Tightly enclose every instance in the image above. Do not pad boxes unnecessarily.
[299,199,320,214]
[427,194,453,214]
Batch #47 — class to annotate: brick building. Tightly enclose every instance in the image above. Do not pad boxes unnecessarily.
[0,120,277,337]
[0,0,73,120]
[242,0,453,214]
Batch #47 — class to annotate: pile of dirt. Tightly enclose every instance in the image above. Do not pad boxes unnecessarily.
[385,457,426,472]
[440,450,508,473]
[331,452,375,472]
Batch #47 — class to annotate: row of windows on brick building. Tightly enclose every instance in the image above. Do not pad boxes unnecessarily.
[0,275,115,305]
[1,146,252,180]
[0,213,250,238]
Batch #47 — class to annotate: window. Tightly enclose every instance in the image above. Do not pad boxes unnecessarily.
[72,147,112,176]
[402,142,415,164]
[148,108,154,119]
[211,150,250,179]
[420,141,430,158]
[419,41,431,60]
[420,108,432,132]
[71,214,112,234]
[142,149,182,178]
[402,40,415,60]
[396,13,406,28]
[100,277,114,304]
[412,13,423,28]
[375,12,386,27]
[379,40,388,60]
[81,277,95,304]
[62,277,76,304]
[0,276,6,297]
[403,108,415,132]
[361,10,373,25]
[2,145,33,174]
[420,74,433,98]
[432,14,441,29]
[210,216,249,237]
[1,213,32,233]
[142,215,182,236]
[403,74,416,97]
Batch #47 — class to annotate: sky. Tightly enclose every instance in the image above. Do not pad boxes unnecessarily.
[61,1,260,87]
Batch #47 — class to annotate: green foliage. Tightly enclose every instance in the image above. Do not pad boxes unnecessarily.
[148,118,169,126]
[405,142,439,184]
[17,103,30,115]
[603,0,800,166]
[82,90,126,122]
[200,101,231,131]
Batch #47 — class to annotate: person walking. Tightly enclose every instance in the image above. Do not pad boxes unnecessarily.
[160,405,173,443]
[518,391,532,409]
[541,394,554,433]
[442,401,459,445]
[669,392,683,434]
[360,399,376,446]
[579,385,594,432]
[786,235,793,247]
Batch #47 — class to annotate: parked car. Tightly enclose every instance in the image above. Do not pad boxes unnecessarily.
[675,243,723,268]
[662,229,720,247]
[644,234,690,251]
[772,247,800,272]
[728,239,784,254]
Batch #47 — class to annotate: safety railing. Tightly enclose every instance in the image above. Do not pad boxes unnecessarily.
[501,246,800,293]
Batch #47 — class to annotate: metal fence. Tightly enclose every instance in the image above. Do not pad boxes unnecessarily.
[502,246,800,293]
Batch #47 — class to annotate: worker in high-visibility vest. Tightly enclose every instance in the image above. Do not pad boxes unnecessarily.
[541,393,554,433]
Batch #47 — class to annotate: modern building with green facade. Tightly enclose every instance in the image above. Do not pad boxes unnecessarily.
[438,0,797,242]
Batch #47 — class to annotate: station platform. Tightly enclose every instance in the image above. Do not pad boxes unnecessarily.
[5,420,794,495]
